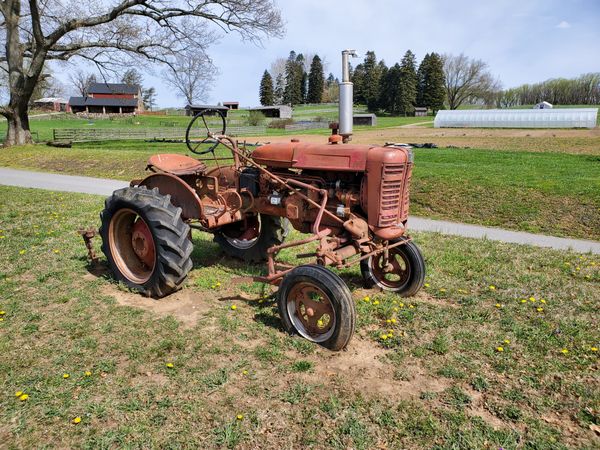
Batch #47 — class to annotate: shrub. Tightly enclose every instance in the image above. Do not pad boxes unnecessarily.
[247,110,266,126]
[267,118,294,129]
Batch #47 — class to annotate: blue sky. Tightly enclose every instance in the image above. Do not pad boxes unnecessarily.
[61,0,600,108]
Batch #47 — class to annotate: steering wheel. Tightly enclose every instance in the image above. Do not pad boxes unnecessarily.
[185,108,227,155]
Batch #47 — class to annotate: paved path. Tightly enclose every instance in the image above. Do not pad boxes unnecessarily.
[1,167,599,254]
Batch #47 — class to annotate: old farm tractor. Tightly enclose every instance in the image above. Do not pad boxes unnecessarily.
[95,51,425,350]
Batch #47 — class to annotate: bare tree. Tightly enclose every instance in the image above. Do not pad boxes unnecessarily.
[68,70,96,96]
[442,53,501,109]
[162,48,216,105]
[0,1,283,146]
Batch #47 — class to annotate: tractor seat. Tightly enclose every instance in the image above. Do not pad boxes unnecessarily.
[147,154,207,176]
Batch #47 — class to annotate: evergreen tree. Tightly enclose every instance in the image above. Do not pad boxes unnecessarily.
[422,52,446,113]
[307,55,324,103]
[283,51,303,105]
[142,87,156,110]
[361,51,384,112]
[416,53,431,107]
[274,73,285,104]
[397,50,418,115]
[352,63,366,104]
[380,63,402,114]
[259,70,274,106]
[296,54,307,104]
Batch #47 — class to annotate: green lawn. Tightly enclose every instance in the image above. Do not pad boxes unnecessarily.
[1,140,598,240]
[0,186,598,448]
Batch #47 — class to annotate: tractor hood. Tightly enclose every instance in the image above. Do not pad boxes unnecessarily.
[251,141,410,172]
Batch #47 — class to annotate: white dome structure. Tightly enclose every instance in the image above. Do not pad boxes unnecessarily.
[434,108,597,129]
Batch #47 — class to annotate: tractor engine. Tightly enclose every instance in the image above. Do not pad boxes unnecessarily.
[249,140,414,240]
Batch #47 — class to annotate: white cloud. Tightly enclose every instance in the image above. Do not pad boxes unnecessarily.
[556,20,571,28]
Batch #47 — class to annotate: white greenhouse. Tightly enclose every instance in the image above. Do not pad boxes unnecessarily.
[434,108,598,129]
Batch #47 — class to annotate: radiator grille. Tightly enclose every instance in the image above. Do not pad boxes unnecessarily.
[378,164,405,227]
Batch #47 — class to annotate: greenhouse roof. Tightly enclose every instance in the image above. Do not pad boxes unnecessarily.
[434,108,597,129]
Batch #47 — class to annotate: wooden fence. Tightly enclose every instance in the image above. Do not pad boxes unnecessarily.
[52,126,267,143]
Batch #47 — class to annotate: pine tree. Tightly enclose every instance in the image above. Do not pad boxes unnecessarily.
[296,54,307,104]
[352,63,366,104]
[423,52,446,113]
[380,63,402,114]
[362,51,383,112]
[416,53,431,107]
[274,73,285,104]
[307,55,324,103]
[259,70,274,106]
[398,50,418,116]
[283,51,303,105]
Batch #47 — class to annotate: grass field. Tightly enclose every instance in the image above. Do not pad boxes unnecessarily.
[0,186,598,448]
[1,134,598,241]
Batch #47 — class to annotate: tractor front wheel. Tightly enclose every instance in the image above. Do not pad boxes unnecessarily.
[100,186,193,298]
[277,265,355,351]
[361,237,425,297]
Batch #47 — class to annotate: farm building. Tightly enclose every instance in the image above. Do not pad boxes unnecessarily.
[185,104,229,117]
[68,83,144,114]
[353,113,377,126]
[534,101,553,109]
[434,108,598,129]
[248,105,292,119]
[32,97,69,112]
[414,107,428,117]
[223,101,239,110]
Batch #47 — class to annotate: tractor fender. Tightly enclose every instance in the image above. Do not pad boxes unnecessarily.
[136,173,203,220]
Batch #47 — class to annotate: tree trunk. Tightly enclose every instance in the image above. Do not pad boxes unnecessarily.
[4,104,33,146]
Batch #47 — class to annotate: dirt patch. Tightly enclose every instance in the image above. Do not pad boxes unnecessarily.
[99,283,213,328]
[259,127,600,154]
[307,338,450,400]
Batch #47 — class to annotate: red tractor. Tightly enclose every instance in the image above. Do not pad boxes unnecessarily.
[98,51,424,351]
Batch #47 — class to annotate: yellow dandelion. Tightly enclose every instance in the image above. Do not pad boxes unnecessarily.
[380,334,388,340]
[520,299,527,304]
[53,249,59,254]
[393,307,399,312]
[409,305,415,309]
[564,262,571,266]
[230,304,237,310]
[0,311,5,315]
[258,299,264,304]
[216,282,221,287]
[585,275,591,279]
[63,373,70,379]
[165,362,174,368]
[504,339,511,344]
[576,267,580,271]
[386,319,391,324]
[19,250,26,255]
[489,285,496,290]
[496,346,504,352]
[529,297,536,302]
[15,391,23,397]
[19,393,29,401]
[242,370,248,375]
[591,347,598,352]
[210,284,216,289]
[399,302,404,307]
[561,348,569,355]
[439,288,446,293]
[387,333,393,339]
[537,307,544,312]
[236,414,244,421]
[363,296,370,302]
[84,371,92,377]
[72,417,82,424]
[0,235,5,239]
[495,303,501,308]
[391,318,397,324]
[373,300,379,305]
[540,299,546,304]
[424,283,430,288]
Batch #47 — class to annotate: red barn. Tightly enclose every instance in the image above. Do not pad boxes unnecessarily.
[69,83,144,114]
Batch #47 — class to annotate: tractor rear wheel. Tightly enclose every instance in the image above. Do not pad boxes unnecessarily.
[277,265,355,351]
[100,186,193,298]
[214,214,287,262]
[361,237,425,297]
